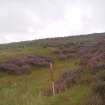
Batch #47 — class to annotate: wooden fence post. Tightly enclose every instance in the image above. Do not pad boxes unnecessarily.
[49,62,55,96]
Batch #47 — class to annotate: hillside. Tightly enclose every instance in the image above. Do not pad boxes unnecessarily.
[0,33,105,105]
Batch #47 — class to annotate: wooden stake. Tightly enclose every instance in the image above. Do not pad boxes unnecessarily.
[49,62,55,96]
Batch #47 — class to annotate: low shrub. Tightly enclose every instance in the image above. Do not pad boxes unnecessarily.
[44,69,82,96]
[0,55,52,74]
[85,95,103,105]
[93,81,105,102]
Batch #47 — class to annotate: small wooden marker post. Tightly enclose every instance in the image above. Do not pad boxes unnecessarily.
[49,62,55,96]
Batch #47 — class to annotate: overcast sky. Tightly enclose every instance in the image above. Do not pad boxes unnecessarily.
[0,0,105,43]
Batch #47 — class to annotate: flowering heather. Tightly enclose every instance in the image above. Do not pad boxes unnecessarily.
[45,69,81,96]
[0,55,52,74]
[54,38,105,72]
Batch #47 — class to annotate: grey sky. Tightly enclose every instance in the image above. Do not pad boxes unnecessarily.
[0,0,105,43]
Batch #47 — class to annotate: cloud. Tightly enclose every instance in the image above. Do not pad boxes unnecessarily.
[0,0,105,43]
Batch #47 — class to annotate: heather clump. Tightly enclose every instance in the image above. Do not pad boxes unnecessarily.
[44,69,82,96]
[0,55,52,74]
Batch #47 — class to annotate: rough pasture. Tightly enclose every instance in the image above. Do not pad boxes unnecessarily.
[0,33,105,105]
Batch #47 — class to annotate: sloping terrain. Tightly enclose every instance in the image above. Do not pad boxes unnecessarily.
[0,33,105,105]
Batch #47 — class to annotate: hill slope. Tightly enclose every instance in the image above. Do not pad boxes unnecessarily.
[0,33,105,105]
